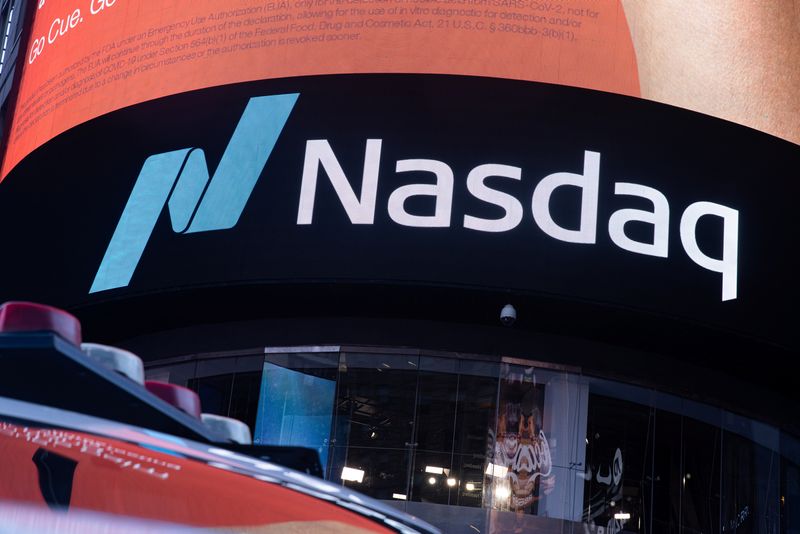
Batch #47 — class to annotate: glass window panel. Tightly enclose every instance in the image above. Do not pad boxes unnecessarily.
[582,394,652,534]
[332,446,410,502]
[411,451,457,505]
[228,370,262,432]
[145,346,798,534]
[782,457,800,534]
[652,410,681,533]
[487,363,549,516]
[189,374,233,416]
[722,431,780,534]
[452,452,488,509]
[681,417,721,534]
[415,370,458,454]
[535,369,588,523]
[454,369,499,510]
[447,362,499,513]
[335,353,418,451]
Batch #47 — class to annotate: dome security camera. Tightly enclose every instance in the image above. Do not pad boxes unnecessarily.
[500,304,517,326]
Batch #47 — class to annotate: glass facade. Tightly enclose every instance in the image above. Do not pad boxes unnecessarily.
[146,347,798,534]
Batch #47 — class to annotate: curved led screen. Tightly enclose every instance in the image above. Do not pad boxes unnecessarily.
[0,75,797,353]
[2,0,798,178]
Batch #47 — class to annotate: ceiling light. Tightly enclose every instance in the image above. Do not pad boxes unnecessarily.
[341,466,364,483]
[484,463,508,478]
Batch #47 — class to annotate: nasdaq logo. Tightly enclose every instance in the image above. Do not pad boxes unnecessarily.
[89,93,299,293]
[93,92,739,301]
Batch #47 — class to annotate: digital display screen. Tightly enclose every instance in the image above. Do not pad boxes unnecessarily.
[3,0,797,179]
[254,361,336,471]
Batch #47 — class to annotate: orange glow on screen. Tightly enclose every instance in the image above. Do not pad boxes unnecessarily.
[0,0,639,179]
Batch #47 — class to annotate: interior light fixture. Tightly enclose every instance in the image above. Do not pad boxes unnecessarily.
[484,463,508,478]
[495,485,511,499]
[341,466,365,483]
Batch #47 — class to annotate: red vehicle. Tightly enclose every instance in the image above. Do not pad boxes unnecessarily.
[0,302,438,533]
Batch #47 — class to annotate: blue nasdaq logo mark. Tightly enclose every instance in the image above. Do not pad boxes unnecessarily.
[90,93,299,293]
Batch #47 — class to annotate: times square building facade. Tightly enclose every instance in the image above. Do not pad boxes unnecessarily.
[0,0,799,532]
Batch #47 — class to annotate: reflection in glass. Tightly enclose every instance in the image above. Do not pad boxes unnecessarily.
[682,417,721,534]
[411,360,458,505]
[333,446,410,500]
[485,364,562,534]
[334,354,418,500]
[146,348,798,534]
[722,431,780,534]
[454,363,498,509]
[582,394,651,534]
